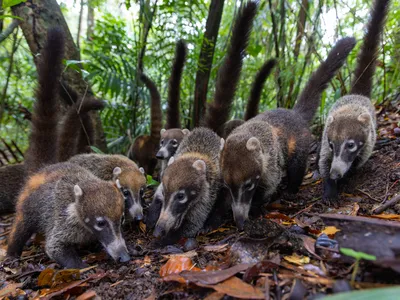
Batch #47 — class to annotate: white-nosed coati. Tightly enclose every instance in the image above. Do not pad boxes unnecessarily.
[220,59,277,138]
[68,154,147,221]
[6,28,130,268]
[127,73,162,175]
[319,0,390,201]
[0,164,26,215]
[149,1,259,246]
[221,37,357,230]
[155,41,189,178]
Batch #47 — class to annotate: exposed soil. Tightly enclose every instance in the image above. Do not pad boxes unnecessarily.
[0,104,399,299]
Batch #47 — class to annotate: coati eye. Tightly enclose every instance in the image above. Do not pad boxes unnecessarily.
[140,187,145,198]
[96,220,107,228]
[329,142,334,151]
[347,141,356,150]
[244,182,255,191]
[176,192,185,200]
[160,139,164,146]
[172,139,178,146]
[123,189,130,197]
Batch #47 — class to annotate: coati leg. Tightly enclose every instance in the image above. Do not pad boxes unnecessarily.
[322,178,339,201]
[46,237,88,269]
[286,157,307,194]
[7,215,36,258]
[146,196,162,229]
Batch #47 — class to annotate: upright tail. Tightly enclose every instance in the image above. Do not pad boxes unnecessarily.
[140,73,162,144]
[24,28,65,175]
[350,0,390,97]
[58,96,106,162]
[166,40,187,129]
[244,59,276,120]
[203,1,258,132]
[293,37,357,124]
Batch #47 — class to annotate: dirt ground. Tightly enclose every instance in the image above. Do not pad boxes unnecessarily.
[0,103,399,299]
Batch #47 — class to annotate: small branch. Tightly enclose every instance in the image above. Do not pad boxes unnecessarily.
[357,189,381,203]
[372,194,400,214]
[0,19,20,43]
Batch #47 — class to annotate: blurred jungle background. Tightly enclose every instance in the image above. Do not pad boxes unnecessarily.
[0,0,399,158]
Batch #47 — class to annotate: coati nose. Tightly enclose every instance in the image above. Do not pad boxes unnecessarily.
[135,214,144,221]
[330,170,342,180]
[118,251,131,263]
[235,216,246,231]
[156,151,165,159]
[153,225,165,238]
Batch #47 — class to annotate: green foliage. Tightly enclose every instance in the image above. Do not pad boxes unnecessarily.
[340,248,376,261]
[2,0,26,9]
[146,175,159,186]
[90,146,105,154]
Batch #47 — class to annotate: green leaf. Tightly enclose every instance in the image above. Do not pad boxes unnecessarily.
[90,146,104,154]
[64,59,90,67]
[0,14,23,20]
[324,287,400,299]
[2,0,26,8]
[340,248,376,261]
[146,175,159,186]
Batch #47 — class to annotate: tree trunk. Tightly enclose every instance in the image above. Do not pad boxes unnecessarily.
[86,3,94,40]
[192,0,225,128]
[76,0,84,49]
[11,0,107,152]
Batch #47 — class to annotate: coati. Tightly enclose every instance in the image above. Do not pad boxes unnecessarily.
[155,41,189,178]
[0,163,26,215]
[127,73,162,175]
[220,59,277,138]
[150,1,259,244]
[6,28,130,268]
[58,96,106,162]
[221,37,357,230]
[319,0,390,201]
[68,154,147,221]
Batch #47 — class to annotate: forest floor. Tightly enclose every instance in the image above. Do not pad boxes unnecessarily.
[0,103,399,300]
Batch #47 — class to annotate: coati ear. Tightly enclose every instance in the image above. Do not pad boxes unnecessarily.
[220,138,225,151]
[74,185,83,198]
[168,157,175,166]
[192,160,206,174]
[113,167,122,180]
[326,116,334,125]
[182,129,190,135]
[246,137,261,151]
[139,167,145,174]
[115,179,122,189]
[357,113,371,124]
[161,128,166,134]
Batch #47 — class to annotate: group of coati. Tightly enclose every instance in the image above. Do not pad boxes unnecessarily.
[0,0,389,269]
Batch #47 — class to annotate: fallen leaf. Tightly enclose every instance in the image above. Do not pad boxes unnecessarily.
[198,276,264,299]
[320,226,341,237]
[38,268,81,287]
[350,203,360,216]
[0,282,23,297]
[139,221,146,233]
[243,261,279,283]
[265,212,295,225]
[159,256,198,278]
[370,214,400,221]
[76,290,98,300]
[180,263,251,285]
[283,254,310,266]
[301,235,322,260]
[205,227,231,235]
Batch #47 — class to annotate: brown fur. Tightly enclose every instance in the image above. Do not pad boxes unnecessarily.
[0,164,26,215]
[24,28,65,175]
[128,74,162,175]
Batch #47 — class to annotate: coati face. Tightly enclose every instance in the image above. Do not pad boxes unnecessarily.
[114,167,147,221]
[326,114,370,179]
[221,136,263,230]
[70,181,130,263]
[156,128,190,160]
[153,157,207,237]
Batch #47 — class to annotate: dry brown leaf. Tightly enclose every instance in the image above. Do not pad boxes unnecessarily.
[76,290,98,300]
[320,226,341,237]
[38,268,81,287]
[159,256,199,278]
[139,221,146,233]
[351,203,360,216]
[204,291,225,300]
[0,282,23,297]
[370,214,400,221]
[283,254,310,266]
[198,276,264,299]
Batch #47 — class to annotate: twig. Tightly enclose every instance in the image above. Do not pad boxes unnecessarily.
[19,253,45,261]
[0,19,19,43]
[291,203,314,218]
[0,230,10,237]
[372,194,400,214]
[357,189,381,203]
